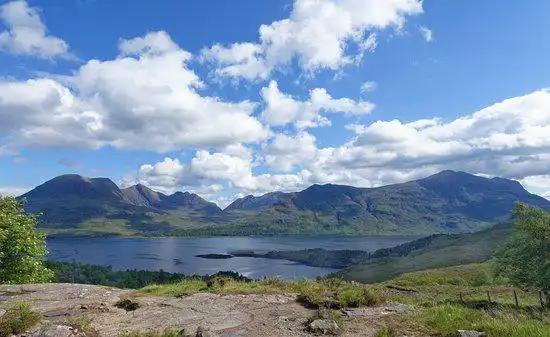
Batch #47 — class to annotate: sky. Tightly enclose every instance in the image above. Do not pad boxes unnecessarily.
[1,0,550,207]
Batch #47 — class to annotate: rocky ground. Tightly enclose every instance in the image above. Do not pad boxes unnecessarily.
[0,283,416,337]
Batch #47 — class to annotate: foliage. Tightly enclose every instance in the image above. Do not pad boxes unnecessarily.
[0,196,53,284]
[495,203,550,304]
[46,260,250,289]
[0,302,42,337]
[45,260,188,288]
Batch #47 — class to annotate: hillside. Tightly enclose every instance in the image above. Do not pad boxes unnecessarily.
[17,171,550,237]
[19,174,224,237]
[337,222,513,283]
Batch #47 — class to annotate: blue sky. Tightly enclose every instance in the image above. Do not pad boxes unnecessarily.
[1,0,550,206]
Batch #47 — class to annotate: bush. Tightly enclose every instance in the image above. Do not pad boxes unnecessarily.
[0,303,42,337]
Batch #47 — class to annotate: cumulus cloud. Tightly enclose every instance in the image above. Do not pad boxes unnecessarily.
[419,25,433,42]
[265,132,318,171]
[320,88,550,184]
[128,88,550,205]
[202,0,423,80]
[0,0,70,58]
[261,80,374,129]
[0,31,270,154]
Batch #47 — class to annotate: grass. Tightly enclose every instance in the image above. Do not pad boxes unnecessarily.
[0,302,41,337]
[372,263,550,336]
[380,304,550,337]
[381,262,543,309]
[388,262,505,287]
[119,330,181,337]
[63,316,100,337]
[141,276,383,309]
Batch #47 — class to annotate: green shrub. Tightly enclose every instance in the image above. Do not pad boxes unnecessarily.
[0,303,41,337]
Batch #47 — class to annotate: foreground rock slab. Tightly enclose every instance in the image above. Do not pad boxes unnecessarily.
[0,283,405,337]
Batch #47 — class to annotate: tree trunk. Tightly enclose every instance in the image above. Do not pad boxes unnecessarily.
[545,291,550,308]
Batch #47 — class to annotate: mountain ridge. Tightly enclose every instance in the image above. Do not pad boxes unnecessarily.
[16,170,550,237]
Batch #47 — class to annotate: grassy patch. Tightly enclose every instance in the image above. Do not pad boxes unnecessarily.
[0,303,41,337]
[140,277,383,309]
[141,277,207,297]
[64,316,100,337]
[119,330,181,337]
[384,304,550,337]
[388,262,508,287]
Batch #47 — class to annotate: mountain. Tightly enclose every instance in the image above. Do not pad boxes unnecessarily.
[19,174,223,236]
[17,170,550,237]
[216,170,550,236]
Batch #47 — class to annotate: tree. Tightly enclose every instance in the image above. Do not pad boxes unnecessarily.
[495,203,550,305]
[0,196,53,284]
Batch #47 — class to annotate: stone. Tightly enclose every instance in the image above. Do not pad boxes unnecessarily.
[30,325,78,337]
[446,330,486,337]
[308,319,341,335]
[0,308,6,318]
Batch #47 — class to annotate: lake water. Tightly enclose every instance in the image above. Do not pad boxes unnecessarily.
[46,236,415,280]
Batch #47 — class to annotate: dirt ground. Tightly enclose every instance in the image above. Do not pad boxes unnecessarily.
[0,284,413,336]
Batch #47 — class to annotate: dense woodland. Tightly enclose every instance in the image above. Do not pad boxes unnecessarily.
[44,260,250,289]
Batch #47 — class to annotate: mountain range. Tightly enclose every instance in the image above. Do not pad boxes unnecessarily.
[16,170,550,237]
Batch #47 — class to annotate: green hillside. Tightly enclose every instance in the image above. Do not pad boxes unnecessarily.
[337,222,513,283]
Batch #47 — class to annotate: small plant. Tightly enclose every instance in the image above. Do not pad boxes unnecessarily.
[0,302,42,337]
[65,316,100,337]
[119,329,181,337]
[115,298,142,311]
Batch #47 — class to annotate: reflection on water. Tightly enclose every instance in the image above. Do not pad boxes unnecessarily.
[47,236,415,280]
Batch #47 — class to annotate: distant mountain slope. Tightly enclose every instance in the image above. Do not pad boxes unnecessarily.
[220,170,550,236]
[337,222,513,283]
[18,175,223,236]
[17,170,550,237]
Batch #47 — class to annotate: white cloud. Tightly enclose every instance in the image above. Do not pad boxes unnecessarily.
[128,88,550,205]
[520,175,550,200]
[419,25,433,42]
[265,132,318,171]
[360,81,377,92]
[201,42,269,81]
[0,0,70,59]
[0,31,270,154]
[202,0,423,80]
[261,80,374,129]
[136,158,187,194]
[0,186,30,197]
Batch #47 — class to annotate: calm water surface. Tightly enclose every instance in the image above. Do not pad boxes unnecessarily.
[47,236,415,280]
